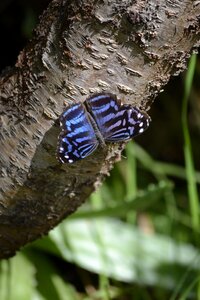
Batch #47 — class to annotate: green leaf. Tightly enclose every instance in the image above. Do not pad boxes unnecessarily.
[24,250,79,300]
[33,218,200,290]
[0,253,35,300]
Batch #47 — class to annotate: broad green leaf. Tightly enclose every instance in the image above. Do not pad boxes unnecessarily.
[33,218,200,290]
[24,250,79,300]
[0,253,35,300]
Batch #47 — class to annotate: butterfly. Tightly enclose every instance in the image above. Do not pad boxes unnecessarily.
[57,93,151,163]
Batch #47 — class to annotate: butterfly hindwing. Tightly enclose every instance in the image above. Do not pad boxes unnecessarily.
[57,103,98,163]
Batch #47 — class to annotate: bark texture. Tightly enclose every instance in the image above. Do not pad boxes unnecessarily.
[0,0,200,259]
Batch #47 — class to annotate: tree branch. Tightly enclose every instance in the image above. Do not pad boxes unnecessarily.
[0,0,200,259]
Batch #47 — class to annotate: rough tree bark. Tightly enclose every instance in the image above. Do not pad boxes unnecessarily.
[0,0,200,259]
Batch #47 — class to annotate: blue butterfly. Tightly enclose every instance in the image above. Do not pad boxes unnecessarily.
[57,93,150,163]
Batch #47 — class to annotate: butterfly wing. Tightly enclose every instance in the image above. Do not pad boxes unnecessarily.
[86,94,123,139]
[57,103,98,163]
[105,104,151,141]
[86,94,150,142]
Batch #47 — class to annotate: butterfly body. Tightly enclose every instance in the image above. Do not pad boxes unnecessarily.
[58,93,150,163]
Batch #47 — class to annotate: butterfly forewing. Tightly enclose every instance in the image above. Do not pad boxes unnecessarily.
[105,104,151,141]
[57,103,98,163]
[86,94,150,142]
[86,94,123,139]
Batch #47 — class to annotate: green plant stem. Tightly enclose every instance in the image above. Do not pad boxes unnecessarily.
[181,54,200,232]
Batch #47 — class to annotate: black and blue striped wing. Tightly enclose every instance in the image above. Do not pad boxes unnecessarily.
[57,103,98,163]
[86,94,150,142]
